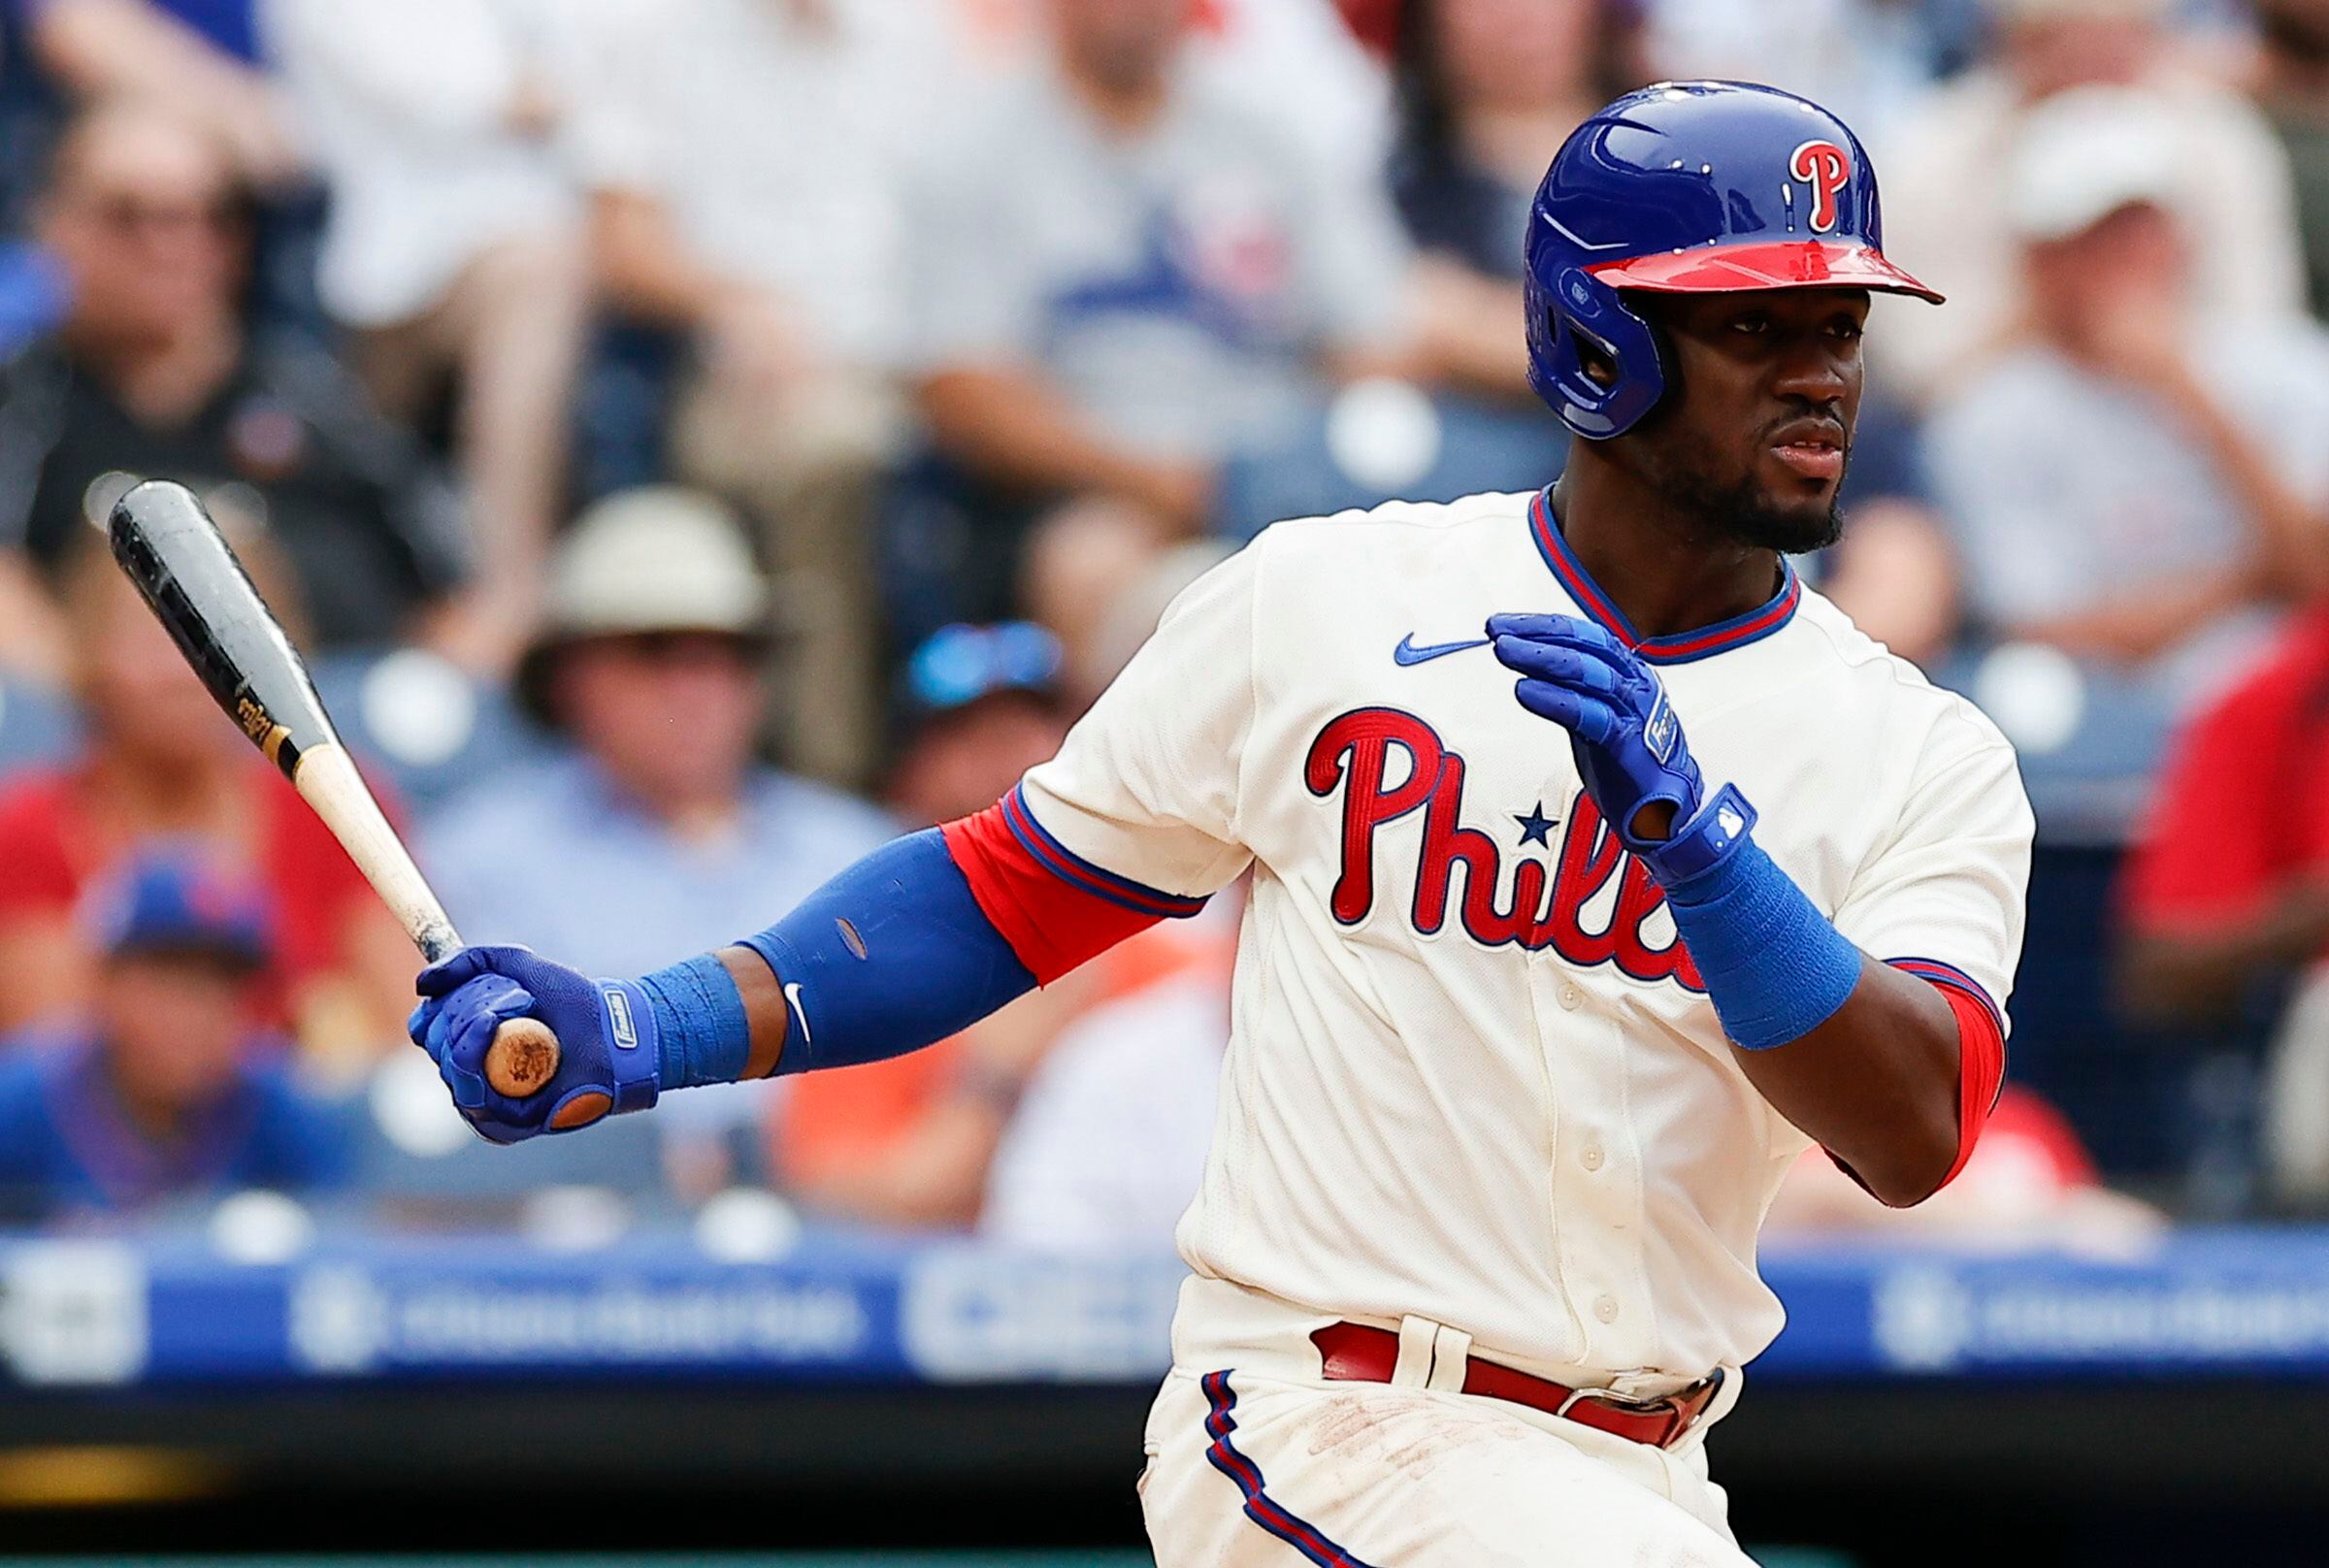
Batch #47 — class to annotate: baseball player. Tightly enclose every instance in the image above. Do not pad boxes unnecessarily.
[411,82,2029,1566]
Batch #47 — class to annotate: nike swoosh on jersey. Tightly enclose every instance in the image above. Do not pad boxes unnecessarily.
[783,982,812,1047]
[1394,635,1492,666]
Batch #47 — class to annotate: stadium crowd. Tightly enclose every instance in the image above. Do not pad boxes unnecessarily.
[0,0,2321,1246]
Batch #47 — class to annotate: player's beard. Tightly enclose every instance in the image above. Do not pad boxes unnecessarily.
[1648,449,1847,556]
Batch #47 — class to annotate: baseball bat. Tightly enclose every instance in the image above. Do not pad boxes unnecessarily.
[106,479,560,1098]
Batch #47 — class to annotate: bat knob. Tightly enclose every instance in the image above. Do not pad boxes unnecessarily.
[484,1017,561,1098]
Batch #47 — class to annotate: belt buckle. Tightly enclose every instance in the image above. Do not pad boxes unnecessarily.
[1661,1367,1725,1447]
[1553,1384,1681,1445]
[1557,1369,1722,1449]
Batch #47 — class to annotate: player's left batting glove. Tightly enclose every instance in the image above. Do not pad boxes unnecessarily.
[1488,612,1756,887]
[408,945,661,1144]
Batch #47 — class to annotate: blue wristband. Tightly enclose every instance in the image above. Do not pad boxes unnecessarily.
[639,952,751,1092]
[1659,818,1861,1051]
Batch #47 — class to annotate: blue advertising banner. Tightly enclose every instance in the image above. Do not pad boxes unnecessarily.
[3,1229,2324,1389]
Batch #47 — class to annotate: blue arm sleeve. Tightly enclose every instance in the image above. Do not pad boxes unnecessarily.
[640,829,1038,1088]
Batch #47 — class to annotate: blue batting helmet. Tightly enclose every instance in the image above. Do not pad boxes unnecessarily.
[1525,81,1942,441]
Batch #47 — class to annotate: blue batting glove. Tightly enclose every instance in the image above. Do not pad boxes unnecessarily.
[407,945,661,1144]
[1488,612,1756,885]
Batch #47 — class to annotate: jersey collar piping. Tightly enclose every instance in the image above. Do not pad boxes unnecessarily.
[1527,487,1801,665]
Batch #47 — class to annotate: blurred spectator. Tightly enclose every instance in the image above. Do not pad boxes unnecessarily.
[909,0,1415,552]
[777,958,1121,1228]
[0,8,65,232]
[0,103,466,677]
[0,849,344,1220]
[11,0,300,185]
[265,0,591,674]
[775,620,1081,1226]
[886,622,1072,827]
[1335,0,1394,54]
[951,0,1395,184]
[1027,531,1234,708]
[1639,0,1974,148]
[1187,0,1394,183]
[1811,498,1963,671]
[1761,1087,2163,1250]
[1388,0,1641,402]
[1922,86,2329,712]
[0,536,414,1061]
[0,241,68,356]
[777,609,1236,1231]
[1880,0,2305,402]
[2117,605,2329,1205]
[775,917,1235,1232]
[567,0,947,790]
[980,963,1228,1251]
[420,486,896,1192]
[2253,0,2329,319]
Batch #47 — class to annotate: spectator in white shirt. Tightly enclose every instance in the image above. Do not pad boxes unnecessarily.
[981,967,1229,1253]
[265,0,591,675]
[1878,0,2307,404]
[565,0,953,790]
[937,0,1394,186]
[915,0,1413,524]
[1923,86,2329,714]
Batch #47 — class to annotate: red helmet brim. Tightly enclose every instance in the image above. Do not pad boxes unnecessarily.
[1588,240,1944,304]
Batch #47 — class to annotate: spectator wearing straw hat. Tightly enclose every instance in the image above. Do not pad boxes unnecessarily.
[423,484,895,978]
[419,485,895,1192]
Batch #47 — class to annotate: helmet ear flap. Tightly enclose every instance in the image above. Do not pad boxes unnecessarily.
[1529,267,1665,440]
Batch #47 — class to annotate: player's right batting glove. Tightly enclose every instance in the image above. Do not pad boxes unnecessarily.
[408,946,661,1143]
[1488,612,1755,886]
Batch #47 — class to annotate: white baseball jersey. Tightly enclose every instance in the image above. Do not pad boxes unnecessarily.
[1016,487,2033,1383]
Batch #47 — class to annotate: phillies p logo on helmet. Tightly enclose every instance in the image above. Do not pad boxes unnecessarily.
[1788,141,1851,233]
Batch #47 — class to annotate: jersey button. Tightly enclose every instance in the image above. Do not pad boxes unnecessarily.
[1557,982,1583,1011]
[1581,1142,1605,1172]
[1593,1295,1620,1323]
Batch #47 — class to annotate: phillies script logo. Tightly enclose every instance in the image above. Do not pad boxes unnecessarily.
[1304,708,1704,991]
[1788,140,1851,233]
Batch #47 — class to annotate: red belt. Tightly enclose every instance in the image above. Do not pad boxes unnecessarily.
[1310,1323,1724,1450]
